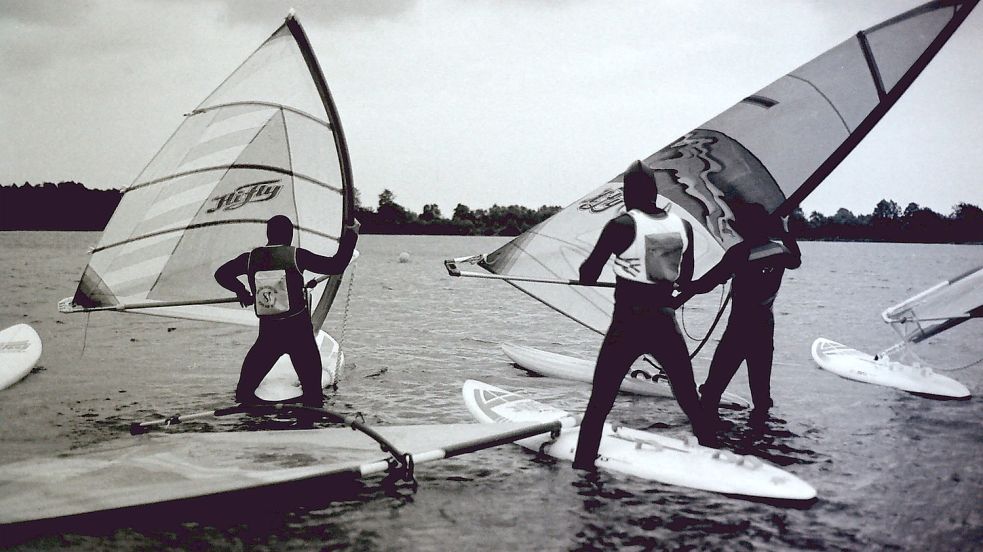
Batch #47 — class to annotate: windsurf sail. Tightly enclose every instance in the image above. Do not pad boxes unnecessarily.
[881,265,983,350]
[59,13,355,329]
[446,0,978,335]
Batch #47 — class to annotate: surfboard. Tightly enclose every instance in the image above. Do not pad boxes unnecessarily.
[462,380,815,500]
[0,420,557,535]
[0,324,42,391]
[254,330,342,402]
[811,338,970,399]
[501,343,751,409]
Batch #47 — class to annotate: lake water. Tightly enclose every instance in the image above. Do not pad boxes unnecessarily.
[0,232,981,551]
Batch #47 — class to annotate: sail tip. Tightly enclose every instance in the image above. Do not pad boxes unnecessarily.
[286,8,296,21]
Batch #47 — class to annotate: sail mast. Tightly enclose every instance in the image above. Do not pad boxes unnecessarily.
[285,14,356,332]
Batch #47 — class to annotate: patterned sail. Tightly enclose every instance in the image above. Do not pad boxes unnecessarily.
[882,266,983,345]
[456,0,977,335]
[62,14,355,328]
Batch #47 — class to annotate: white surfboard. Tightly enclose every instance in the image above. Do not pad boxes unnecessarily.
[462,380,816,501]
[811,338,970,399]
[254,330,342,402]
[0,324,42,391]
[502,343,751,410]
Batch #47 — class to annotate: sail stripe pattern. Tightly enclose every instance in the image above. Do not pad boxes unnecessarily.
[69,15,353,328]
[477,1,976,335]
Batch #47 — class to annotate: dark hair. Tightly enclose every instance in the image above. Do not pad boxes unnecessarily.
[266,215,294,245]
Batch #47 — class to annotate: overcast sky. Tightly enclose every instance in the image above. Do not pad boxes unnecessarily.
[2,0,981,218]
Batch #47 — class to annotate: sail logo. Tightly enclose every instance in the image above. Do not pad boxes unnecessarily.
[579,188,624,213]
[208,180,283,213]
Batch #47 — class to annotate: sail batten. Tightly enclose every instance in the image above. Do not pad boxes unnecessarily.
[64,13,355,329]
[455,0,976,337]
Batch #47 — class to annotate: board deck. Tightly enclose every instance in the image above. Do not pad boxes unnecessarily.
[462,379,816,501]
[0,421,552,530]
[501,342,751,409]
[0,324,42,391]
[811,338,970,399]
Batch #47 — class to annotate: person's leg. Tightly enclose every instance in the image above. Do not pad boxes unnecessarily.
[236,324,284,402]
[285,316,324,407]
[646,308,714,445]
[699,308,749,415]
[573,316,641,469]
[746,308,776,417]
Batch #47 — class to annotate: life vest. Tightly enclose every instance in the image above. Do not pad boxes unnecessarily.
[613,210,688,284]
[247,245,307,319]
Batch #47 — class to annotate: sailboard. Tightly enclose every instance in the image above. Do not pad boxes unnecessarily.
[812,265,982,398]
[0,415,560,540]
[501,342,751,409]
[462,380,816,501]
[0,324,42,392]
[56,13,357,399]
[445,1,978,378]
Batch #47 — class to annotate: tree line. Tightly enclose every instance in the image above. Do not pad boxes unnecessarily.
[1,182,980,243]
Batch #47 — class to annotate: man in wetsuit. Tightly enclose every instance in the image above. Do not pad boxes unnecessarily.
[685,201,801,426]
[573,160,715,470]
[214,214,359,407]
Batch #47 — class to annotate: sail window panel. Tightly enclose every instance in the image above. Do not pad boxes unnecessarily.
[95,186,167,252]
[294,179,344,248]
[102,254,174,299]
[865,7,954,94]
[198,28,324,122]
[283,111,342,191]
[142,180,220,226]
[127,171,224,242]
[204,104,280,138]
[149,222,268,302]
[105,234,183,278]
[789,37,880,133]
[131,112,216,189]
[707,76,848,201]
[187,112,298,228]
[86,232,177,288]
[177,127,265,173]
[295,232,339,262]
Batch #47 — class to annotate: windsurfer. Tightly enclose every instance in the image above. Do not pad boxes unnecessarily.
[215,214,359,407]
[682,201,801,427]
[572,160,716,470]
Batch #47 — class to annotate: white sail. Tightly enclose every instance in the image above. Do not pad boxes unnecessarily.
[449,1,977,336]
[882,265,983,345]
[61,14,355,329]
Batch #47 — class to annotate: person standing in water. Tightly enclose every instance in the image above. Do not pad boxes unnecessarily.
[684,201,801,427]
[215,214,359,407]
[573,160,715,470]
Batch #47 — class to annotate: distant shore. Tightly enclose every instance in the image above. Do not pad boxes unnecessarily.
[2,182,981,244]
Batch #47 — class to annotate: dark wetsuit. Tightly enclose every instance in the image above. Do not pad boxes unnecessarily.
[573,209,712,468]
[698,235,801,414]
[215,232,356,406]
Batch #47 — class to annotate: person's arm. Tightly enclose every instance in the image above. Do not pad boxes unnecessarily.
[579,216,632,284]
[214,252,253,307]
[672,242,744,307]
[676,219,695,289]
[297,219,361,276]
[778,217,802,270]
